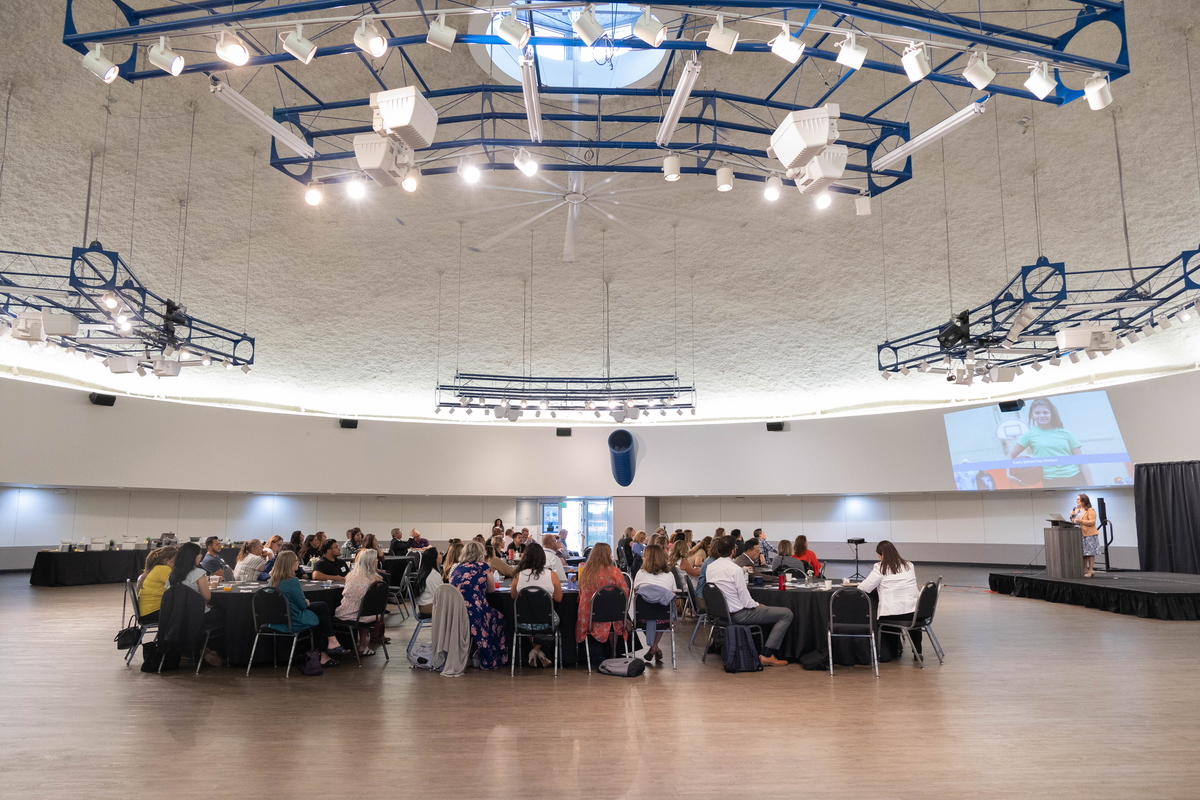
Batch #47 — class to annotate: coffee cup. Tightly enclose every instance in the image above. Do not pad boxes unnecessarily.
[824,579,832,590]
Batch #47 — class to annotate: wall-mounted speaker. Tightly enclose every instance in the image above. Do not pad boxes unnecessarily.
[88,393,116,407]
[339,419,359,429]
[556,428,572,437]
[998,399,1025,413]
[766,421,785,432]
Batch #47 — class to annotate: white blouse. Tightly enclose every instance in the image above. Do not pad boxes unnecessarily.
[857,562,918,617]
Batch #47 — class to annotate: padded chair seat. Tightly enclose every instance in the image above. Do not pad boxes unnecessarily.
[831,622,873,635]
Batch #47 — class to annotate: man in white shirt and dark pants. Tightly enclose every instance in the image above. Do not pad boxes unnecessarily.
[706,537,792,666]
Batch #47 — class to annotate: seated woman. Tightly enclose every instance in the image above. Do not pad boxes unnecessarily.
[298,534,318,566]
[857,540,920,659]
[630,530,648,557]
[631,544,676,664]
[268,550,351,667]
[343,528,365,561]
[791,536,823,577]
[687,537,712,569]
[449,541,508,670]
[137,545,178,622]
[487,539,516,578]
[233,539,267,582]
[442,541,465,580]
[263,535,284,558]
[166,542,225,666]
[575,543,628,654]
[413,547,443,615]
[775,540,807,574]
[334,549,385,656]
[510,542,563,668]
[669,540,701,580]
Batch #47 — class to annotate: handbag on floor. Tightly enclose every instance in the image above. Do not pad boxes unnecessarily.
[301,650,323,676]
[598,656,646,677]
[115,618,140,650]
[722,624,763,673]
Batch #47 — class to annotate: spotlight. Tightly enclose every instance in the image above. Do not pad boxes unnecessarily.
[401,168,418,192]
[716,166,733,192]
[101,291,118,310]
[241,364,252,374]
[119,320,132,332]
[514,148,539,177]
[962,51,995,90]
[881,371,892,381]
[607,400,618,410]
[595,410,602,418]
[520,399,528,409]
[901,42,931,82]
[148,37,185,76]
[899,365,911,376]
[215,31,250,66]
[550,411,556,419]
[466,408,474,415]
[677,408,684,416]
[1024,62,1057,100]
[539,399,549,409]
[855,196,872,216]
[1069,351,1081,364]
[937,310,970,349]
[763,176,782,201]
[116,311,129,324]
[136,366,147,377]
[347,179,367,199]
[426,12,457,53]
[458,158,481,184]
[633,8,666,47]
[1179,305,1194,322]
[280,24,317,65]
[573,4,605,46]
[663,154,680,182]
[304,183,323,205]
[354,19,388,58]
[794,145,848,194]
[814,192,832,209]
[835,33,867,71]
[704,16,739,55]
[201,353,212,366]
[1084,72,1113,111]
[770,24,805,64]
[1031,361,1043,372]
[625,399,635,407]
[223,359,234,370]
[1048,356,1061,367]
[82,44,119,84]
[497,12,531,48]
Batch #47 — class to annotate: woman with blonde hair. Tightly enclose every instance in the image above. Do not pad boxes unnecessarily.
[575,543,628,651]
[687,536,712,568]
[443,541,465,580]
[268,550,349,666]
[668,539,700,579]
[335,549,385,656]
[451,540,508,669]
[263,535,284,557]
[233,539,268,582]
[630,530,648,557]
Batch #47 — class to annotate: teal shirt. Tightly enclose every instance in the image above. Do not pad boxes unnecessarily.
[269,577,320,632]
[1016,426,1083,479]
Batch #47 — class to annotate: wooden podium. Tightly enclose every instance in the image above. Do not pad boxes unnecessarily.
[1044,523,1084,579]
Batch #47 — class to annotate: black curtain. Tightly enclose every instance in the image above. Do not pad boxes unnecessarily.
[1135,461,1200,574]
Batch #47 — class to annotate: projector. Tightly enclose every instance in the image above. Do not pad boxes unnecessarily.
[794,145,848,194]
[770,104,839,171]
[371,86,439,150]
[847,538,866,545]
[1055,324,1115,352]
[353,134,412,187]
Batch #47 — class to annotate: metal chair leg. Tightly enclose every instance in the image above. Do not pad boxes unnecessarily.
[827,630,834,676]
[348,626,362,667]
[196,630,211,675]
[554,631,559,678]
[903,628,923,668]
[585,636,591,674]
[690,613,706,647]
[925,625,945,663]
[670,626,676,671]
[701,626,714,663]
[406,618,425,660]
[285,634,299,678]
[869,632,880,679]
[511,634,517,676]
[247,633,260,676]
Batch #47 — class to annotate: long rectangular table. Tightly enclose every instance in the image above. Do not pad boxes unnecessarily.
[31,546,242,587]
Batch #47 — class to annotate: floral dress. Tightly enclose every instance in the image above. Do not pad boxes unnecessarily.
[576,565,629,644]
[450,561,508,670]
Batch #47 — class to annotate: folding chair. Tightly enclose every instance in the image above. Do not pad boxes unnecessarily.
[686,575,707,647]
[583,585,630,673]
[247,588,314,677]
[699,584,763,663]
[511,587,560,677]
[828,587,879,678]
[334,581,391,666]
[388,562,413,621]
[121,579,158,665]
[878,577,944,667]
[632,595,677,670]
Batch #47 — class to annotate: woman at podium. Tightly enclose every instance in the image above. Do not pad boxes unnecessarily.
[1070,493,1099,577]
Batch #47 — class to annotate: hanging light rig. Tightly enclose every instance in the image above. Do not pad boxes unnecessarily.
[436,375,695,420]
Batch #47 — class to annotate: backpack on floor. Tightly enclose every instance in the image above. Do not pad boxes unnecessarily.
[598,656,646,677]
[140,640,180,673]
[799,647,828,671]
[722,624,763,673]
[408,642,444,671]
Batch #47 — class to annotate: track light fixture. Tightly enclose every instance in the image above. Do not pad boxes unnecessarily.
[763,176,782,201]
[354,19,388,58]
[497,12,531,48]
[770,24,805,64]
[1084,72,1113,110]
[347,179,367,199]
[655,57,701,147]
[962,51,995,90]
[82,44,119,84]
[304,182,323,205]
[101,291,118,310]
[427,13,457,52]
[215,31,250,66]
[1024,62,1057,100]
[458,158,481,184]
[573,5,605,46]
[704,16,739,56]
[814,192,832,210]
[200,353,212,366]
[401,168,418,192]
[148,37,185,75]
[715,166,733,192]
[856,196,872,215]
[835,33,867,70]
[514,148,539,177]
[662,154,680,182]
[633,8,666,47]
[901,42,931,82]
[280,24,317,65]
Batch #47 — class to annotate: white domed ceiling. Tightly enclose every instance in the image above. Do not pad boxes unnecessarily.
[0,0,1197,423]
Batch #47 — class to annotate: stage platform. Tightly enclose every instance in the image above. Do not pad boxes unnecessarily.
[990,571,1200,621]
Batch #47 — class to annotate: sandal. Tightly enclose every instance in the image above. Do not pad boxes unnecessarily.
[358,647,375,657]
[321,656,340,667]
[327,646,352,656]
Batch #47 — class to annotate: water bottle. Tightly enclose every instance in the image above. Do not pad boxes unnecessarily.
[778,574,785,591]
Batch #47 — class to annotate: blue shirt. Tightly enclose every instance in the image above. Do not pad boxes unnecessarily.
[696,556,717,596]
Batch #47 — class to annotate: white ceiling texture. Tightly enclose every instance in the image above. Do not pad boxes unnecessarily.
[0,0,1197,424]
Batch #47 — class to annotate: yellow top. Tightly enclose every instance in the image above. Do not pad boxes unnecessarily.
[1075,507,1098,538]
[138,564,171,617]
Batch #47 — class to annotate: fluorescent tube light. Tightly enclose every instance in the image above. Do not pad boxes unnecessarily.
[655,58,701,147]
[210,79,316,158]
[519,53,543,143]
[872,102,985,172]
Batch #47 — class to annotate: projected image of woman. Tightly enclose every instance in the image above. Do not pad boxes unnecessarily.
[1007,397,1093,488]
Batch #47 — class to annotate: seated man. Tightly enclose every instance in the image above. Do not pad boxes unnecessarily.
[407,528,430,550]
[388,528,410,556]
[734,538,767,571]
[706,537,792,667]
[199,536,227,577]
[753,528,777,564]
[541,535,569,581]
[313,539,350,583]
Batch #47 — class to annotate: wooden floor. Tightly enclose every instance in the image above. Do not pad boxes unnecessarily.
[3,564,1199,799]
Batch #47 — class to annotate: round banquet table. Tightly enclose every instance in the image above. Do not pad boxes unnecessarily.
[748,583,890,666]
[487,584,583,666]
[208,581,344,666]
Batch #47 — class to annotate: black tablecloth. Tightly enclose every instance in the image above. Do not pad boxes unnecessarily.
[487,590,583,666]
[749,585,885,666]
[30,550,147,587]
[208,583,344,666]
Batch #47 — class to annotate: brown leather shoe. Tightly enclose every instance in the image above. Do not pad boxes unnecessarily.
[760,654,787,667]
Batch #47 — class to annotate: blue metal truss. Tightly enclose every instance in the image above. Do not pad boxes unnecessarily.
[877,246,1200,379]
[436,372,696,417]
[0,244,255,369]
[61,0,1129,197]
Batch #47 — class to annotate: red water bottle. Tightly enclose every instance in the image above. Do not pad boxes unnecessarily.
[778,574,785,591]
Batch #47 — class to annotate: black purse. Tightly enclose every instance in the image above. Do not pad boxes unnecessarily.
[115,617,141,650]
